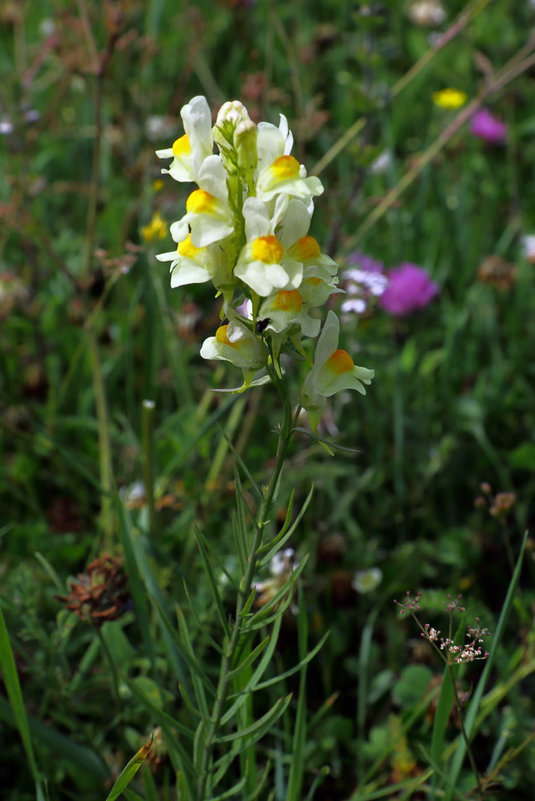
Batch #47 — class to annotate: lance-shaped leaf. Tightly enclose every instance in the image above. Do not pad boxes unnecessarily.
[0,606,44,800]
[217,693,293,744]
[105,735,153,801]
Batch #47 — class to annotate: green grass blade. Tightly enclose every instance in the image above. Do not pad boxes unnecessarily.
[286,582,308,801]
[114,490,157,673]
[193,525,231,637]
[104,736,153,801]
[217,693,292,743]
[0,605,43,795]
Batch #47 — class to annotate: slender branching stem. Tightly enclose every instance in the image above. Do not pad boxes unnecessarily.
[196,373,293,801]
[447,664,482,794]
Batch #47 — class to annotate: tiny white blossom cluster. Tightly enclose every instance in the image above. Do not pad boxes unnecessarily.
[422,620,490,664]
[155,96,374,429]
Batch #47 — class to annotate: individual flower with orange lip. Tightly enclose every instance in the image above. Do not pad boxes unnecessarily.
[258,289,321,339]
[257,154,323,203]
[200,318,267,389]
[301,311,374,431]
[256,114,294,173]
[170,154,234,248]
[156,95,213,182]
[155,234,229,289]
[234,197,302,296]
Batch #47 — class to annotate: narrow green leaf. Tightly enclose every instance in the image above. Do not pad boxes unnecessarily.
[220,616,282,725]
[105,736,153,801]
[242,759,272,801]
[125,676,194,740]
[34,551,63,591]
[176,604,212,714]
[193,525,231,637]
[182,579,224,655]
[291,427,361,454]
[193,716,208,772]
[209,774,246,800]
[254,631,329,691]
[215,422,263,503]
[0,605,43,792]
[217,693,292,743]
[227,635,270,680]
[151,596,214,709]
[114,491,157,672]
[287,582,309,801]
[258,485,313,567]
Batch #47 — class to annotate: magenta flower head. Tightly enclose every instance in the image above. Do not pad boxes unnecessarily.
[379,263,439,316]
[469,109,507,145]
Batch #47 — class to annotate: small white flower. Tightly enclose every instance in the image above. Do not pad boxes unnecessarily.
[351,568,383,594]
[521,234,535,263]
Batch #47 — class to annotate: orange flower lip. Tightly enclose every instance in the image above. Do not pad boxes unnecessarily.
[270,155,300,179]
[186,189,216,214]
[215,324,235,347]
[172,134,192,157]
[178,234,201,258]
[326,349,354,374]
[291,236,321,261]
[272,289,303,313]
[251,235,284,264]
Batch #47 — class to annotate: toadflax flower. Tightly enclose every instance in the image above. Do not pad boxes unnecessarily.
[155,95,374,413]
[469,109,507,145]
[379,263,439,316]
[301,311,374,431]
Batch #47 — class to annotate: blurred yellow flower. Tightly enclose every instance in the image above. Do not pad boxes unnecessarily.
[141,211,168,243]
[152,179,164,192]
[433,88,467,109]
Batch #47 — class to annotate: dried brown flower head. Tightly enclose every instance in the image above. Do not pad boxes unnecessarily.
[56,554,130,625]
[477,255,516,290]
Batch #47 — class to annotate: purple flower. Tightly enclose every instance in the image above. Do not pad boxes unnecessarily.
[346,251,384,274]
[379,263,439,316]
[341,252,387,315]
[469,109,507,144]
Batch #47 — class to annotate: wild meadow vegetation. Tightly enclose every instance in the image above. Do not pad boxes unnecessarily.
[1,1,535,799]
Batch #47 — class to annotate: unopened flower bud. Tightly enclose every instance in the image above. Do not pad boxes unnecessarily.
[213,100,252,150]
[234,119,258,172]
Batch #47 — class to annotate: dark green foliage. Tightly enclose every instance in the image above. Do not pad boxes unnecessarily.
[1,1,535,799]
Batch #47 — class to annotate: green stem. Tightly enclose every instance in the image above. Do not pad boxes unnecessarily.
[195,376,293,801]
[142,399,157,538]
[95,625,121,713]
[447,663,482,794]
[88,328,113,546]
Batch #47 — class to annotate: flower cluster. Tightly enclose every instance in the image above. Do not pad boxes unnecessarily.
[156,96,374,428]
[396,592,491,666]
[422,620,490,664]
